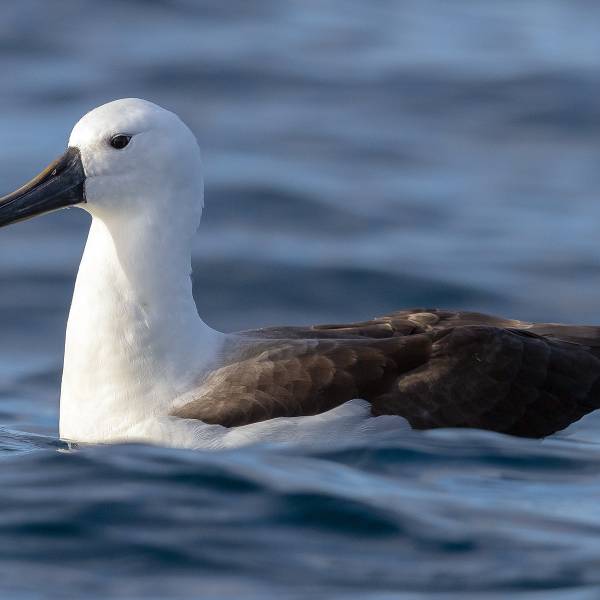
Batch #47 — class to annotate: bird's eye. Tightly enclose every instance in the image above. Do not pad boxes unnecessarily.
[109,134,132,150]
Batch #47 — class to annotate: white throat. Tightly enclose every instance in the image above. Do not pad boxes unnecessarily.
[59,212,223,443]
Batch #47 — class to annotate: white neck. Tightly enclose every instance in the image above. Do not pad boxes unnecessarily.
[59,213,222,443]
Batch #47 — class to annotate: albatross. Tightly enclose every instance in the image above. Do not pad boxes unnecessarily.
[1,98,600,448]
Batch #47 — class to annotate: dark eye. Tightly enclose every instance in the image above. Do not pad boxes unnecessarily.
[109,134,132,150]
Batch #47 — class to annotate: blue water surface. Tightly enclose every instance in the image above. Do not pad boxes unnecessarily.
[2,2,600,598]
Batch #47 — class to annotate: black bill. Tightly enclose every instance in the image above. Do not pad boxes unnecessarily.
[0,147,85,228]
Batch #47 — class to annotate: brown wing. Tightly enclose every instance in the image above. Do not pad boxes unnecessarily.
[173,335,431,427]
[239,307,600,348]
[173,309,600,437]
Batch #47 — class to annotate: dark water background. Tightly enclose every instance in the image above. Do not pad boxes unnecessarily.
[1,1,600,598]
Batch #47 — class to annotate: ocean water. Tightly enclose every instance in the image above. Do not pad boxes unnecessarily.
[1,1,600,598]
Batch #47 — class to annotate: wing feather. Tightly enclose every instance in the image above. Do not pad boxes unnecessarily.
[173,309,600,437]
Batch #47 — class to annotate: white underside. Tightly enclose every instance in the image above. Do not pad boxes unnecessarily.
[84,399,411,449]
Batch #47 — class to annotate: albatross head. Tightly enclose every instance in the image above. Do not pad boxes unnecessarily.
[0,98,204,232]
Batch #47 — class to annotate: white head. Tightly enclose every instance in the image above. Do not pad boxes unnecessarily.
[0,98,204,240]
[72,98,204,230]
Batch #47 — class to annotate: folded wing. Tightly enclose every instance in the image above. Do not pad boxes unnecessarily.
[172,309,600,437]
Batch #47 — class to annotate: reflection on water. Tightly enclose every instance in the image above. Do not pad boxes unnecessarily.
[1,2,600,598]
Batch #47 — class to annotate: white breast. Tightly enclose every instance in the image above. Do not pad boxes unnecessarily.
[59,216,223,443]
